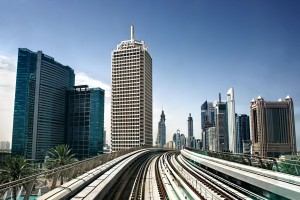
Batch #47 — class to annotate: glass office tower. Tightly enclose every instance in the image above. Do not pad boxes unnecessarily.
[67,85,105,159]
[12,48,75,160]
[236,114,250,153]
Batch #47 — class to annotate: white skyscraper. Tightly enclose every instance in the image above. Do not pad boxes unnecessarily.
[111,26,153,151]
[227,87,236,153]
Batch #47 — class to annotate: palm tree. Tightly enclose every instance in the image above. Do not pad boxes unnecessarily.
[46,144,77,185]
[0,156,33,200]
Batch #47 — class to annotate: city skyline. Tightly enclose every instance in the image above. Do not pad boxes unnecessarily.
[0,1,300,149]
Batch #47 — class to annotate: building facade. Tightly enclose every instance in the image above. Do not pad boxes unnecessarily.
[201,101,215,150]
[12,48,75,160]
[157,110,166,148]
[250,96,297,157]
[227,88,236,153]
[67,85,105,160]
[187,113,193,147]
[236,114,250,153]
[215,99,229,151]
[111,26,153,151]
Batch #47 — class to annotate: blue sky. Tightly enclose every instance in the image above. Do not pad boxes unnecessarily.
[0,0,300,149]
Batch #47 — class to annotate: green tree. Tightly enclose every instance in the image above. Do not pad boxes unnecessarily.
[46,145,77,185]
[0,156,33,200]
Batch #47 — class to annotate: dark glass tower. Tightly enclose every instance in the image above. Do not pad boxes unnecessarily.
[157,110,166,148]
[201,100,215,150]
[12,48,75,160]
[67,85,105,159]
[236,114,250,153]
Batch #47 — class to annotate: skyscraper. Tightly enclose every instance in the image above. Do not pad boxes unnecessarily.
[201,101,215,129]
[215,95,229,151]
[236,114,250,153]
[187,113,193,137]
[157,110,166,148]
[250,96,297,157]
[67,85,105,160]
[12,48,75,160]
[187,113,193,147]
[111,26,153,151]
[201,100,215,150]
[227,87,236,153]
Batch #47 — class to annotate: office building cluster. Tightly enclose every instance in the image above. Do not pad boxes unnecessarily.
[12,48,105,160]
[164,113,201,150]
[201,88,297,157]
[9,26,297,160]
[201,89,240,153]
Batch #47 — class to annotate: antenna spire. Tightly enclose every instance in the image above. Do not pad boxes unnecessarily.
[131,25,134,42]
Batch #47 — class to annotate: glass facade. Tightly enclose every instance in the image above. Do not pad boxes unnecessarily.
[236,114,250,153]
[12,48,37,157]
[12,48,75,160]
[67,86,104,160]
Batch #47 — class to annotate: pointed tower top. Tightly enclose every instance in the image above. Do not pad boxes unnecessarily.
[278,98,282,101]
[251,98,255,102]
[257,95,262,100]
[286,95,291,99]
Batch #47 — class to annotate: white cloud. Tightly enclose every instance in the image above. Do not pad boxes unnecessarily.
[0,55,17,142]
[75,72,111,98]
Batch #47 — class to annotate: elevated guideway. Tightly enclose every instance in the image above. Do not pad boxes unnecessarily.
[37,148,169,200]
[182,148,300,199]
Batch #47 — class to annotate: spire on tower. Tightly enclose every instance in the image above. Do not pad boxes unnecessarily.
[131,25,134,42]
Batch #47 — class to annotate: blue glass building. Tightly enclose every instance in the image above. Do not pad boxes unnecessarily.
[236,114,250,153]
[67,85,105,159]
[12,48,75,160]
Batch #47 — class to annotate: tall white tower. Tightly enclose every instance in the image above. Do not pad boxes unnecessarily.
[111,26,153,151]
[227,87,236,153]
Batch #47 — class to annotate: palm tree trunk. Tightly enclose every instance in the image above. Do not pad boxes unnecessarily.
[13,187,17,200]
[60,174,64,185]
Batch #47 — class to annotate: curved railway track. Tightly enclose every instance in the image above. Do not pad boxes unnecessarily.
[167,151,238,199]
[104,153,152,200]
[155,155,168,200]
[179,154,267,200]
[130,154,155,199]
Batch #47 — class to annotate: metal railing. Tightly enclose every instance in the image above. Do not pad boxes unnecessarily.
[185,147,300,176]
[0,147,142,199]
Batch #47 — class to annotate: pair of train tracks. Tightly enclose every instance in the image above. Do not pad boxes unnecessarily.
[165,151,238,199]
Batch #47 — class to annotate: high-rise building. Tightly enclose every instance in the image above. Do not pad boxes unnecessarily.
[201,101,215,150]
[201,101,215,129]
[215,97,229,151]
[236,114,250,153]
[187,113,194,147]
[157,110,166,148]
[187,113,193,137]
[12,48,75,160]
[227,88,236,153]
[250,96,297,157]
[111,26,153,151]
[172,133,177,143]
[208,127,217,151]
[67,85,105,160]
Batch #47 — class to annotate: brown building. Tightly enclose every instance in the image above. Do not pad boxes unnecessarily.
[250,96,297,157]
